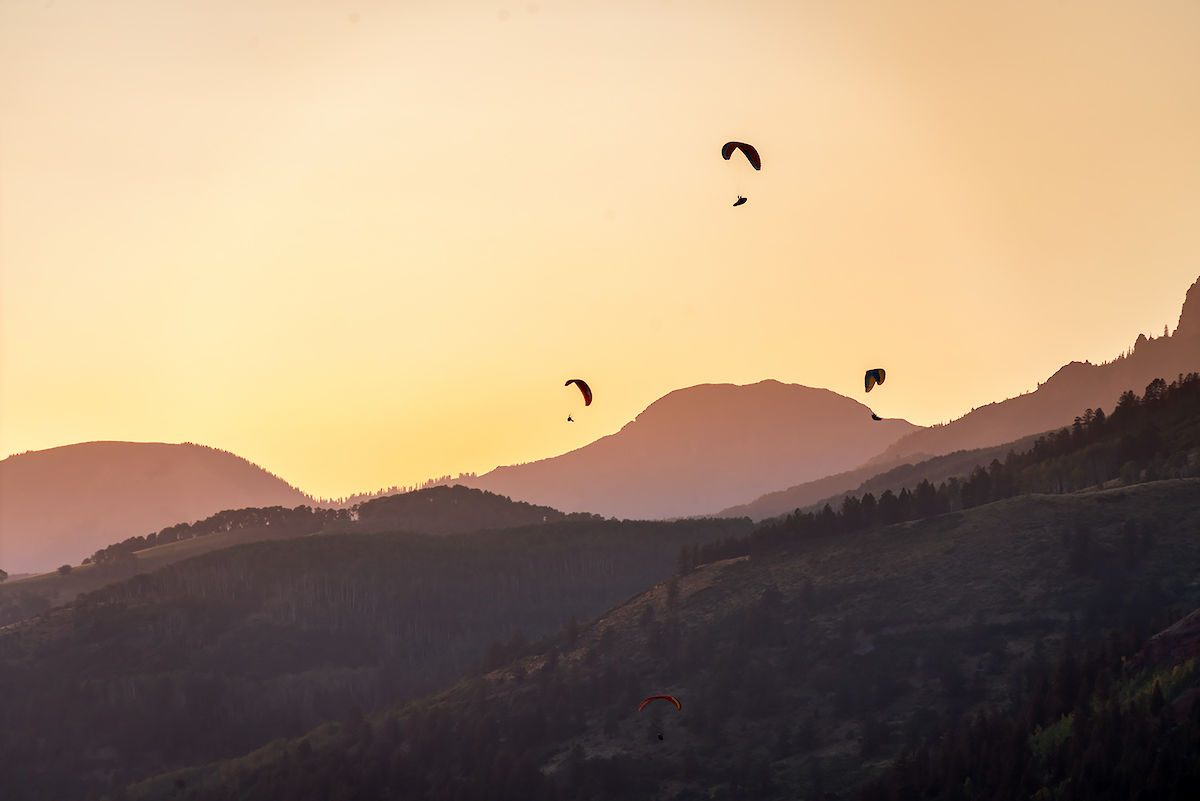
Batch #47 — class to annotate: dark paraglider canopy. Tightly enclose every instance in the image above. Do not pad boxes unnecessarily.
[871,413,882,421]
[721,141,761,170]
[564,379,592,406]
[733,196,748,207]
[865,368,886,393]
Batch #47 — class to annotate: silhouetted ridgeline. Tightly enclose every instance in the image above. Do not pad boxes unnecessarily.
[0,515,751,801]
[354,484,591,534]
[82,485,578,567]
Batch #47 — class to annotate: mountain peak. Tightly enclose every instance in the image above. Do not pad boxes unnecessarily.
[468,380,919,519]
[1175,276,1200,339]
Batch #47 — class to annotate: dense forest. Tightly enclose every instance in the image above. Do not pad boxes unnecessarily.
[0,516,751,801]
[0,486,587,629]
[854,623,1200,801]
[124,478,1200,799]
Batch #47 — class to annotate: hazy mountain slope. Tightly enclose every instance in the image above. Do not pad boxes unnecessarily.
[720,432,1045,521]
[131,478,1200,801]
[867,274,1200,467]
[0,515,752,801]
[0,441,313,575]
[466,380,919,519]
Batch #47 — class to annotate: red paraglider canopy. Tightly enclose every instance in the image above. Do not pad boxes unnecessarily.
[638,695,681,712]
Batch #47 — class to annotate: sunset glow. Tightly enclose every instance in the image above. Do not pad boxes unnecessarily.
[4,0,1199,499]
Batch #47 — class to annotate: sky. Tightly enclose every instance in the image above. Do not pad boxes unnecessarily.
[3,0,1200,500]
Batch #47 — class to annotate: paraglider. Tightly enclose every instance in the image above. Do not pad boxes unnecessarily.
[865,369,886,393]
[722,141,760,206]
[565,379,592,406]
[871,413,882,421]
[567,415,574,423]
[639,694,681,742]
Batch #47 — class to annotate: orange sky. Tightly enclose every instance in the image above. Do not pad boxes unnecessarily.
[3,0,1199,500]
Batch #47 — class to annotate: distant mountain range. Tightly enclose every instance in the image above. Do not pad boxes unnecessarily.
[0,442,311,575]
[720,274,1200,520]
[4,277,1196,571]
[464,381,920,519]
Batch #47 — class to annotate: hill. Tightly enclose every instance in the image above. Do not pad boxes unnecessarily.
[0,485,583,627]
[125,478,1200,801]
[0,441,312,575]
[465,380,919,519]
[0,514,752,801]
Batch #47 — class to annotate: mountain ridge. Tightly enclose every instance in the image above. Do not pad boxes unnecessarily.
[0,441,312,574]
[867,275,1200,467]
[464,380,920,519]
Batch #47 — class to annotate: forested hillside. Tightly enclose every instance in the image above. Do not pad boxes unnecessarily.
[0,516,751,801]
[0,485,580,628]
[127,479,1200,801]
[854,614,1200,801]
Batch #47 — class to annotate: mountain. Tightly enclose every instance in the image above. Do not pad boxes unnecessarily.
[716,275,1200,520]
[465,380,920,519]
[0,441,312,574]
[865,274,1200,467]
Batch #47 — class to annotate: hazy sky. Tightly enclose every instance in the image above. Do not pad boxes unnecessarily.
[3,0,1199,499]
